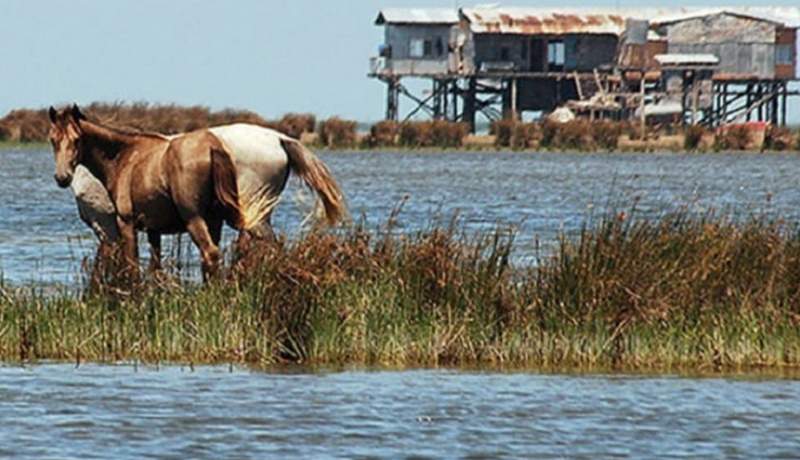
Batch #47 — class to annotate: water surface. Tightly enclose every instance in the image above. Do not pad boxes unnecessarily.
[3,149,800,458]
[1,365,798,459]
[1,147,798,283]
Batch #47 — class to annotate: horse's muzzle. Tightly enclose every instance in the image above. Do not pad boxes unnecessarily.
[54,173,72,188]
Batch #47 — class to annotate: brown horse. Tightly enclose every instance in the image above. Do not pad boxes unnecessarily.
[49,105,345,280]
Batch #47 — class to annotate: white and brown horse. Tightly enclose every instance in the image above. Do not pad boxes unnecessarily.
[49,105,345,280]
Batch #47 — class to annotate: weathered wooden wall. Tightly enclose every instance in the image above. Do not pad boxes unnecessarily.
[665,14,776,44]
[383,24,452,74]
[776,28,797,79]
[472,34,618,72]
[664,13,779,79]
[668,43,775,79]
[385,24,452,60]
[472,34,529,70]
[564,35,618,71]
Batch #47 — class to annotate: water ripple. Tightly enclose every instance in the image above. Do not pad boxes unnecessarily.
[5,365,798,458]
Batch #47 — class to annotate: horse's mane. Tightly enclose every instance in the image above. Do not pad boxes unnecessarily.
[83,116,171,141]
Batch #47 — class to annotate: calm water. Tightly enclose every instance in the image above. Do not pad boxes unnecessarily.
[1,147,799,283]
[1,365,799,459]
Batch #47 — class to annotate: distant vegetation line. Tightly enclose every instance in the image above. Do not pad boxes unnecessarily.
[0,102,317,143]
[1,102,799,152]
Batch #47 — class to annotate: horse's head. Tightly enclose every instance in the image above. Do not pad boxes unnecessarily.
[48,104,86,188]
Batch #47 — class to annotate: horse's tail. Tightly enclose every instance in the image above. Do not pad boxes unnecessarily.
[211,145,281,232]
[281,138,346,225]
[210,146,247,230]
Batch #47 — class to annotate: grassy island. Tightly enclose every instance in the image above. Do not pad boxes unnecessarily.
[2,213,800,371]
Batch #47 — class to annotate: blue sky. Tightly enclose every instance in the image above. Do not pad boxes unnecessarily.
[0,0,797,122]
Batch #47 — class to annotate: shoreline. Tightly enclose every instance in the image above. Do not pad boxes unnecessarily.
[3,359,800,378]
[4,140,799,155]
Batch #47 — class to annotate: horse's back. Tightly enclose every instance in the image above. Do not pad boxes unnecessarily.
[209,124,289,165]
[208,124,291,228]
[208,123,290,187]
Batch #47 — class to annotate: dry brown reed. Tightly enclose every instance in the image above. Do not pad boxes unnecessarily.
[684,125,707,151]
[715,125,752,151]
[540,120,594,150]
[429,121,469,148]
[398,122,432,147]
[490,119,515,147]
[0,108,51,142]
[270,113,317,140]
[366,120,401,147]
[511,123,539,149]
[0,103,320,142]
[317,117,358,148]
[396,121,469,148]
[764,126,794,151]
[591,120,623,150]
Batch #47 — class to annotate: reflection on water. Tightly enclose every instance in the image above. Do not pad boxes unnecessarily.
[1,148,799,283]
[0,365,799,459]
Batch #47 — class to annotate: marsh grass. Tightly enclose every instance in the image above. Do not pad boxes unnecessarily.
[2,213,800,370]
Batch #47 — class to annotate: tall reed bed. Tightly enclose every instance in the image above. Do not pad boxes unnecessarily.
[2,213,800,370]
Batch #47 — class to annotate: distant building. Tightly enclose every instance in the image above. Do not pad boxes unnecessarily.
[651,10,796,80]
[369,6,800,129]
[372,9,459,77]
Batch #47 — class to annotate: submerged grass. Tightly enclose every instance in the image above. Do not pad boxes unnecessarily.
[2,213,800,371]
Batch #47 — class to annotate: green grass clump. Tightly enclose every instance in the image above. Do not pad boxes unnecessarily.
[2,213,800,370]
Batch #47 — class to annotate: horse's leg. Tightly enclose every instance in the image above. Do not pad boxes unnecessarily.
[235,231,252,257]
[117,217,139,282]
[147,231,162,273]
[208,217,225,268]
[88,240,113,291]
[258,215,277,243]
[185,216,221,281]
[208,217,223,246]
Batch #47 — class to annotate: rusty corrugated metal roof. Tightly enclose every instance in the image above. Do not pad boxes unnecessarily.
[375,8,459,25]
[650,7,800,27]
[461,8,628,35]
[459,7,800,35]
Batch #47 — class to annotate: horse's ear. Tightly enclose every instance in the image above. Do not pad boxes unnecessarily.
[71,104,86,121]
[48,106,57,123]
